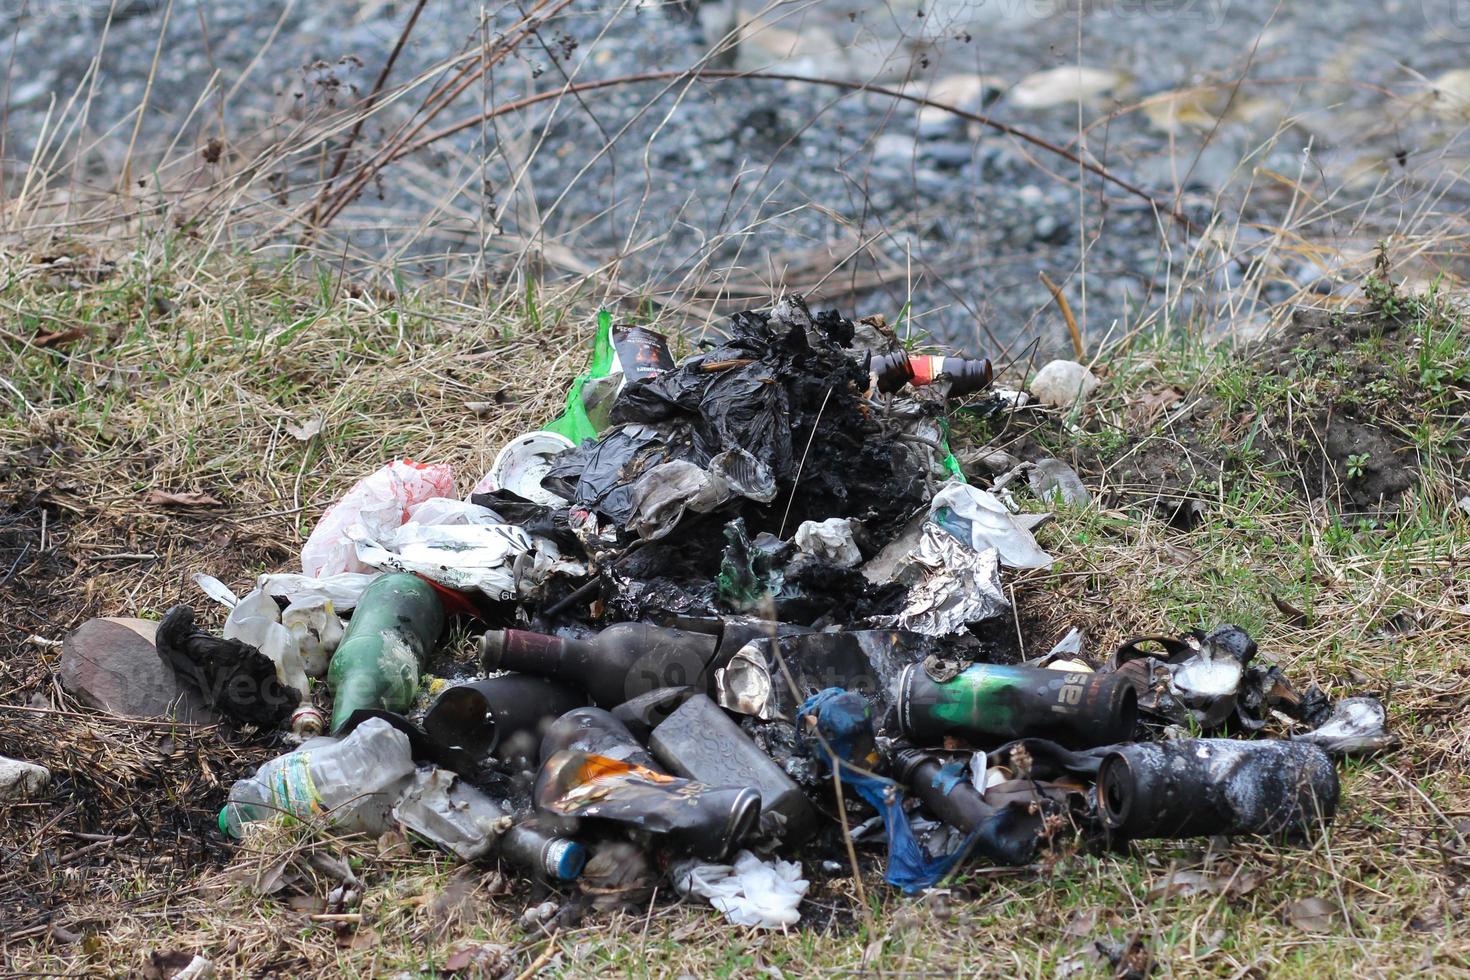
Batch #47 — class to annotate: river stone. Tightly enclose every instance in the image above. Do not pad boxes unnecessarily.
[1030,359,1100,408]
[60,617,219,723]
[0,756,50,800]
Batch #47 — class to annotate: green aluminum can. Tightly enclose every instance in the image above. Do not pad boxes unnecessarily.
[896,661,1137,748]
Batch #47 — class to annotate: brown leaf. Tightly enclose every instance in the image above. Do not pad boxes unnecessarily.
[376,829,413,859]
[1148,866,1264,901]
[1229,869,1265,897]
[1127,384,1185,427]
[146,490,223,508]
[286,894,327,915]
[1147,869,1215,900]
[34,326,89,348]
[1271,594,1311,627]
[336,924,378,951]
[426,877,478,940]
[141,950,198,979]
[443,941,511,975]
[1062,908,1099,937]
[248,856,294,896]
[1286,896,1340,933]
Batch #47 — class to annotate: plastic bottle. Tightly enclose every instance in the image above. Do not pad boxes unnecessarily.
[870,352,993,396]
[218,716,415,838]
[327,572,445,733]
[479,624,720,708]
[896,662,1137,748]
[501,822,588,882]
[391,767,585,880]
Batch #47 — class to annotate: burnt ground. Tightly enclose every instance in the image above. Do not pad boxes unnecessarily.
[0,489,293,947]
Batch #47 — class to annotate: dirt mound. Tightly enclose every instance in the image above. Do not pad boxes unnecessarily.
[1078,300,1470,518]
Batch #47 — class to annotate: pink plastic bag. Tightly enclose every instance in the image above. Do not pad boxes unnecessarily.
[301,460,455,577]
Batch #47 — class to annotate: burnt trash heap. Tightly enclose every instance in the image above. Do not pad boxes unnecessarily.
[66,299,1390,928]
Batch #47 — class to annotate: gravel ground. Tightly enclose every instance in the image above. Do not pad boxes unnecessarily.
[2,0,1468,349]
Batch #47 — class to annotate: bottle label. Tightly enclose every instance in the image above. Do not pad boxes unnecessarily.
[910,355,940,386]
[266,751,324,822]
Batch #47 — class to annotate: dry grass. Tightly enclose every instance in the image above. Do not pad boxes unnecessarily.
[0,237,1467,977]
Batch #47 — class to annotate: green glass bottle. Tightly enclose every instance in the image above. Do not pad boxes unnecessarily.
[327,573,444,733]
[896,662,1137,748]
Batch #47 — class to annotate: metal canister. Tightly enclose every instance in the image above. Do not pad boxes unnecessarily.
[896,662,1137,747]
[1098,738,1338,841]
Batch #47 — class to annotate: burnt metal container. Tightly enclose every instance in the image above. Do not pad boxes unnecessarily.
[1098,738,1339,841]
[422,675,587,764]
[897,662,1137,747]
[649,694,819,844]
[535,706,761,859]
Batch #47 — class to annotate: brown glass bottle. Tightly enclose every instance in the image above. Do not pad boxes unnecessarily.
[870,351,993,396]
[479,624,721,708]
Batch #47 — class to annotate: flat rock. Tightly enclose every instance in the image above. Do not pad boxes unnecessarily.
[1030,359,1101,408]
[60,617,219,723]
[1008,66,1126,109]
[0,755,50,800]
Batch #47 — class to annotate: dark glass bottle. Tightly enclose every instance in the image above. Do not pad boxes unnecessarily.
[480,624,720,708]
[891,747,1055,867]
[870,352,993,396]
[891,747,993,832]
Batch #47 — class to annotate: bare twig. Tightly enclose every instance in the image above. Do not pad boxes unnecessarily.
[312,68,1200,235]
[1040,271,1085,360]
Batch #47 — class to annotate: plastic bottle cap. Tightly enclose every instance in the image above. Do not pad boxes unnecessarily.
[218,806,235,838]
[545,838,587,881]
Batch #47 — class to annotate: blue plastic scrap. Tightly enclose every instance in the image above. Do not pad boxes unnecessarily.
[799,688,990,893]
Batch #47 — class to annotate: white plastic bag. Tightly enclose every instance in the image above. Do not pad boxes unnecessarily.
[280,595,345,677]
[255,572,380,610]
[928,482,1055,569]
[222,590,312,693]
[795,518,862,568]
[350,522,533,600]
[192,573,346,678]
[301,461,456,577]
[402,497,505,528]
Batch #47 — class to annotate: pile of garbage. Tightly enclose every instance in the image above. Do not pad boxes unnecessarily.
[47,300,1393,928]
